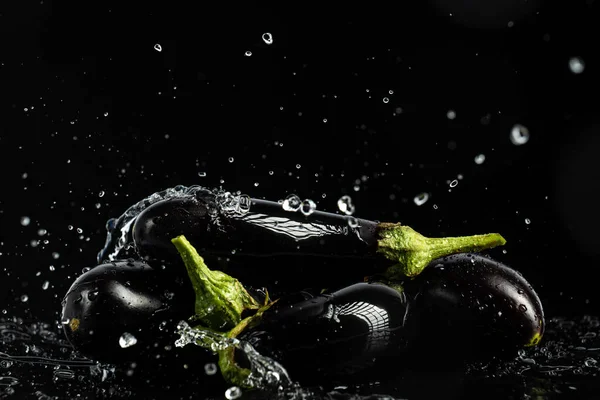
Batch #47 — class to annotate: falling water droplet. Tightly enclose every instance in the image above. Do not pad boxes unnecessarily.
[225,386,242,399]
[154,44,162,52]
[204,363,218,375]
[414,193,429,206]
[20,216,31,226]
[474,154,486,164]
[119,332,138,348]
[337,195,355,216]
[510,124,530,145]
[262,32,273,45]
[569,57,585,74]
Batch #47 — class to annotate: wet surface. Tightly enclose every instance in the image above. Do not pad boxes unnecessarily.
[1,315,599,399]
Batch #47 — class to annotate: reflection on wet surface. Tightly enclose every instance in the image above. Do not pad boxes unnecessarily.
[1,315,599,399]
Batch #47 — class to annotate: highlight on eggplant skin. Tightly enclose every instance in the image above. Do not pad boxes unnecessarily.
[130,194,387,289]
[401,253,544,362]
[238,282,409,384]
[60,259,199,365]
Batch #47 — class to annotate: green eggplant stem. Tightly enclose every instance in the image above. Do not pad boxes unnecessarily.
[171,235,261,331]
[376,223,506,278]
[171,235,277,388]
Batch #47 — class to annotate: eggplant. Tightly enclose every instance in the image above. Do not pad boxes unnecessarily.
[238,282,409,385]
[400,253,545,364]
[96,185,506,287]
[60,259,202,365]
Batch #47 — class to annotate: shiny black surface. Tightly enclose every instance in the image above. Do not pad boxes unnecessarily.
[132,195,386,290]
[61,260,197,365]
[402,253,545,364]
[241,282,408,385]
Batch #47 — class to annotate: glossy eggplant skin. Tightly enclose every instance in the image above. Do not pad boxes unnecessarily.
[239,282,409,384]
[401,253,545,364]
[132,192,379,260]
[130,194,387,289]
[60,259,203,366]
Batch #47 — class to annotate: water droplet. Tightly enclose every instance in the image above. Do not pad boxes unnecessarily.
[525,218,531,224]
[583,357,597,367]
[225,386,242,400]
[42,281,50,290]
[204,363,218,375]
[569,57,585,74]
[228,157,235,163]
[519,304,527,312]
[87,290,99,301]
[447,110,456,120]
[266,370,280,384]
[262,32,273,45]
[53,368,75,380]
[119,332,138,348]
[449,179,458,188]
[382,97,389,103]
[295,163,301,169]
[198,172,207,177]
[21,294,29,302]
[20,216,31,226]
[61,318,70,325]
[99,191,105,197]
[1,360,14,368]
[67,225,74,230]
[52,252,60,259]
[347,216,359,228]
[337,195,355,215]
[510,124,530,145]
[244,50,252,57]
[300,199,317,216]
[474,154,486,164]
[282,194,301,212]
[414,192,429,206]
[154,43,162,52]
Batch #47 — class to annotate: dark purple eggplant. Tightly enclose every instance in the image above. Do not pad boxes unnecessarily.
[400,253,545,364]
[97,186,505,288]
[60,259,202,365]
[237,282,409,384]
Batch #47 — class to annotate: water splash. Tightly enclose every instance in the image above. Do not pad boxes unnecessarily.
[96,185,253,263]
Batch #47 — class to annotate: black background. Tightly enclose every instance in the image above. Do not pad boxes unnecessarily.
[1,0,600,364]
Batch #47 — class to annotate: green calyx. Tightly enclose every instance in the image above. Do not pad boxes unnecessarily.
[171,235,262,331]
[172,235,277,388]
[376,223,506,279]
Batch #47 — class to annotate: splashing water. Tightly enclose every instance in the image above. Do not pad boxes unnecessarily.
[175,321,300,393]
[96,185,253,263]
[3,315,600,399]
